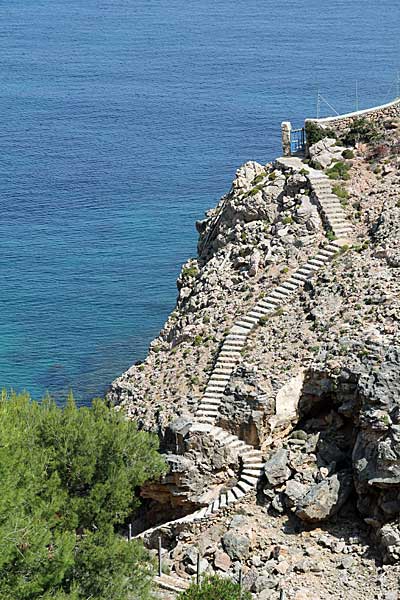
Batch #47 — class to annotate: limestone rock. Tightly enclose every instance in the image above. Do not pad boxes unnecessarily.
[222,531,250,560]
[295,471,353,522]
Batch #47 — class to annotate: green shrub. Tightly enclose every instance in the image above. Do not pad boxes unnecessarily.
[282,216,293,224]
[326,161,351,180]
[252,172,266,184]
[178,575,251,600]
[259,315,269,326]
[326,229,337,241]
[268,171,277,181]
[182,265,199,278]
[0,391,166,600]
[299,168,309,175]
[341,118,382,147]
[332,184,349,200]
[305,121,337,146]
[342,149,354,159]
[193,335,203,346]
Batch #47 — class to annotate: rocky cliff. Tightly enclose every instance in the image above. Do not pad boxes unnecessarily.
[108,123,400,599]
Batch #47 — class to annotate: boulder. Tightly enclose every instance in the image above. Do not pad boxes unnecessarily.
[222,531,250,560]
[264,448,291,487]
[295,471,353,522]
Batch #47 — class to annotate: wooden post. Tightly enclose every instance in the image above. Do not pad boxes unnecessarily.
[128,523,132,542]
[238,567,242,593]
[158,537,162,577]
[196,551,201,585]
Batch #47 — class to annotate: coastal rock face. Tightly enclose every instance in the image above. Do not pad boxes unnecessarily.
[109,133,400,583]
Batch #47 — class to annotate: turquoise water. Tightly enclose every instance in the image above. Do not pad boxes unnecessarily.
[1,0,399,403]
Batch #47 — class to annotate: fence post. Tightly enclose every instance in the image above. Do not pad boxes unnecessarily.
[281,121,292,156]
[238,567,242,596]
[158,537,162,577]
[196,551,201,585]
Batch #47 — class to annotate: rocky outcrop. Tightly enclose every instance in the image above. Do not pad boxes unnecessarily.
[109,128,400,596]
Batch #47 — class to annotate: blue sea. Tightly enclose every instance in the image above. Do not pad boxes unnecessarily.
[1,0,399,404]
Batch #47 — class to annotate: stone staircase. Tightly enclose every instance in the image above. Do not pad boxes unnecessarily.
[138,171,353,559]
[195,173,351,424]
[138,422,264,542]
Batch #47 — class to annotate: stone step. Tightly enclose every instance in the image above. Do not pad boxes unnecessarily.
[275,285,294,295]
[269,291,289,301]
[197,409,219,417]
[242,467,264,477]
[314,252,332,261]
[222,344,244,352]
[218,349,241,357]
[280,281,299,291]
[212,368,233,375]
[307,258,325,267]
[247,310,267,320]
[226,490,236,504]
[234,320,254,330]
[291,272,309,282]
[198,403,220,411]
[203,392,224,399]
[239,317,259,327]
[197,416,215,424]
[241,473,260,486]
[230,325,249,335]
[209,373,231,381]
[232,486,246,500]
[224,337,246,345]
[240,448,262,459]
[261,297,281,308]
[242,461,265,469]
[237,479,254,494]
[206,380,226,388]
[258,300,279,310]
[317,248,337,258]
[210,498,220,512]
[219,493,227,509]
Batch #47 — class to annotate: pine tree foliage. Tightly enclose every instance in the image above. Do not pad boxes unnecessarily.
[0,390,166,600]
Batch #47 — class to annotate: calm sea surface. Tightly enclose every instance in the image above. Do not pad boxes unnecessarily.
[1,0,399,403]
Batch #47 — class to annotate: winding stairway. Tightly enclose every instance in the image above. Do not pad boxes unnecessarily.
[140,170,353,584]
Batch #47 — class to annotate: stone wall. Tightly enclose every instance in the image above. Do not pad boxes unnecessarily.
[305,97,400,136]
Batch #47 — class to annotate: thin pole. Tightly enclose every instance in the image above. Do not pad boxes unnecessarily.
[238,567,242,589]
[128,523,132,542]
[196,552,201,585]
[158,537,162,577]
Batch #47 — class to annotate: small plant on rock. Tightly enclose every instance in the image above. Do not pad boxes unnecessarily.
[178,575,251,600]
[326,161,351,181]
[342,149,354,159]
[332,184,349,201]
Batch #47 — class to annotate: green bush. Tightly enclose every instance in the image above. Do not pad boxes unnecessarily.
[341,118,382,147]
[342,149,354,159]
[178,575,251,600]
[332,184,349,200]
[305,121,337,146]
[182,265,199,278]
[0,390,166,600]
[326,161,351,180]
